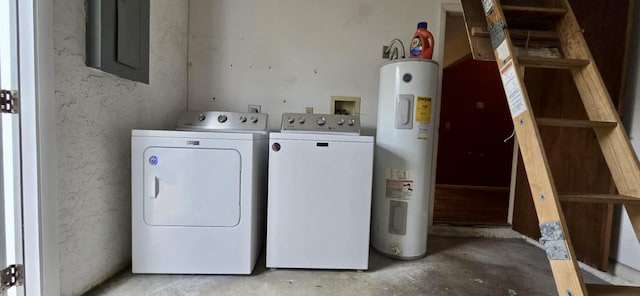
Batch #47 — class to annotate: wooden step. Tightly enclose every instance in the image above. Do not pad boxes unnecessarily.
[464,0,640,295]
[536,118,617,128]
[502,5,568,17]
[586,284,640,296]
[471,27,558,40]
[517,56,590,69]
[558,194,640,206]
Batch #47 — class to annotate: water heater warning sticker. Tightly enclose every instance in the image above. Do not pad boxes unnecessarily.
[388,168,411,179]
[386,180,414,200]
[417,126,430,140]
[386,168,414,200]
[415,97,432,123]
[416,97,432,140]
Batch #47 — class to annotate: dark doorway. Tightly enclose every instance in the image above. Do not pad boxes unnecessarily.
[433,13,514,225]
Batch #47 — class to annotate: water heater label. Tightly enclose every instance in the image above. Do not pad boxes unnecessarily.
[416,96,433,140]
[388,168,411,180]
[385,169,414,200]
[386,180,413,200]
[417,126,429,140]
[500,60,527,118]
[415,97,432,124]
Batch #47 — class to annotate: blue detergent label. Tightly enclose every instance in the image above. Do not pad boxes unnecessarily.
[410,36,422,56]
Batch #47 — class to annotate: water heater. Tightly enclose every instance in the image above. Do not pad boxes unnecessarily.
[371,59,439,259]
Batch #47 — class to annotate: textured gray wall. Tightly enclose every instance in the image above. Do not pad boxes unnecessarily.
[53,1,189,294]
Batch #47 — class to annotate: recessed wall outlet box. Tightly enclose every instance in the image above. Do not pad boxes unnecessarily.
[248,104,261,113]
[305,107,314,114]
[330,96,361,116]
[382,45,390,59]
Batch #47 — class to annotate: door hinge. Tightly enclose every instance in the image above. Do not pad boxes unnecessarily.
[1,264,24,292]
[0,89,19,113]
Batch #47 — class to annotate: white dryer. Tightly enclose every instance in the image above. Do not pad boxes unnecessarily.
[266,113,374,270]
[131,111,268,274]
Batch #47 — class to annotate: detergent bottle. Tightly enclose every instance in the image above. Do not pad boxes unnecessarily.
[409,22,434,59]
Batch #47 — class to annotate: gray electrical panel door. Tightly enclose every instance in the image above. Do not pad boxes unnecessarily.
[86,0,150,83]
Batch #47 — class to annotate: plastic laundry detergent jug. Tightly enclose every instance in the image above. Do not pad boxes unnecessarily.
[409,21,434,59]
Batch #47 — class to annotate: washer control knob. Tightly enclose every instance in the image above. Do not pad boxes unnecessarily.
[239,116,247,123]
[218,114,228,123]
[347,119,356,126]
[198,114,206,121]
[298,117,306,124]
[316,117,327,126]
[251,116,258,123]
[337,118,345,126]
[287,116,295,124]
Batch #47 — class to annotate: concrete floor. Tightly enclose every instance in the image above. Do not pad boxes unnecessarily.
[86,235,608,296]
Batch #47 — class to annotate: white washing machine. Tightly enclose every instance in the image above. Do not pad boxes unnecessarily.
[131,111,268,274]
[266,113,374,270]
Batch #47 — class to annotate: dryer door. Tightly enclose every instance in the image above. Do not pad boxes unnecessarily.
[143,147,241,227]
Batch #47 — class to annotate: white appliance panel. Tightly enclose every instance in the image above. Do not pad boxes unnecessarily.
[143,147,241,227]
[267,134,373,270]
[132,125,268,274]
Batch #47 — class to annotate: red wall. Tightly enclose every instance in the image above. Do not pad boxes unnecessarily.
[436,59,514,187]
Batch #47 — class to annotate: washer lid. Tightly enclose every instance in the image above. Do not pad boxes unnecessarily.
[269,132,373,143]
[132,129,268,140]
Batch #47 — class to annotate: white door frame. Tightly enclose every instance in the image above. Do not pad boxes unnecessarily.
[1,0,24,295]
[434,2,516,226]
[17,0,60,295]
[428,2,464,227]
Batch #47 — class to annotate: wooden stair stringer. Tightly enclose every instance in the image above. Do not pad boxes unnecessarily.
[480,1,588,295]
[555,0,640,243]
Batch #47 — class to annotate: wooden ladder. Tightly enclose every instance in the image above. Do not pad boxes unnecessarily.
[460,0,640,295]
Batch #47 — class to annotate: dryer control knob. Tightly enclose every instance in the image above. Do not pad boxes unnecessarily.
[239,116,247,123]
[298,117,306,124]
[316,117,327,126]
[347,119,356,126]
[251,116,258,123]
[337,118,345,125]
[218,114,228,123]
[198,114,206,121]
[287,116,295,124]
